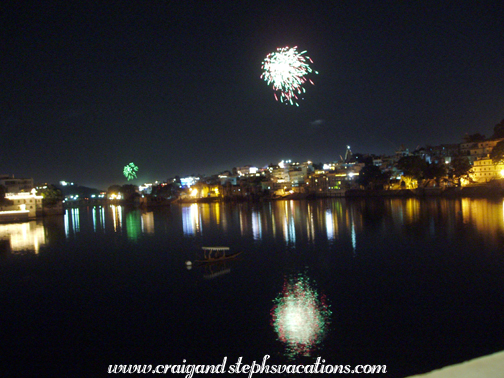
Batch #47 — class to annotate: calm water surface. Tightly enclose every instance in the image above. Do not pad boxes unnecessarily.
[1,198,504,377]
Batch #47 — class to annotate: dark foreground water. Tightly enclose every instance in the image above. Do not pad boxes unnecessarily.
[1,198,504,377]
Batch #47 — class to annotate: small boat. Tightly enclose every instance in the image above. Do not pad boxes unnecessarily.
[194,246,243,264]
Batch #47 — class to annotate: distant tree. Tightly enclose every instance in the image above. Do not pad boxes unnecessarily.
[490,140,504,164]
[423,161,447,187]
[357,165,390,190]
[492,119,504,139]
[463,133,486,143]
[396,156,428,189]
[107,185,122,196]
[360,155,373,166]
[152,183,178,199]
[449,156,472,187]
[38,184,63,205]
[120,184,138,202]
[397,156,427,179]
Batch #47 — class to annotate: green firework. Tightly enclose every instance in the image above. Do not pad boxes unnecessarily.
[123,162,139,181]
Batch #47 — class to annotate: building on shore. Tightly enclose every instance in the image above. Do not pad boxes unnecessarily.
[460,138,504,164]
[0,191,43,222]
[471,158,504,183]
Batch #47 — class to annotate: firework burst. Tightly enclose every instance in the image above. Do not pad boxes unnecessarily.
[123,162,139,181]
[261,46,318,106]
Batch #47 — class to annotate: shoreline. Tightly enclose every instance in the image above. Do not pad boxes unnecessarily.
[60,184,504,210]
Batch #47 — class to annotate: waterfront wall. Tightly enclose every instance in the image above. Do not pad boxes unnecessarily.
[406,350,504,378]
[340,185,504,199]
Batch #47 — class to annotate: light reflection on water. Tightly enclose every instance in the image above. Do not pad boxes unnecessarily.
[182,203,201,236]
[111,205,123,233]
[91,206,105,233]
[3,197,504,377]
[461,198,504,242]
[141,211,154,234]
[271,272,331,359]
[65,207,80,237]
[0,221,45,254]
[252,208,262,240]
[3,197,504,253]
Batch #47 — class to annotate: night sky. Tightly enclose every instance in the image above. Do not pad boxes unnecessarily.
[2,1,504,190]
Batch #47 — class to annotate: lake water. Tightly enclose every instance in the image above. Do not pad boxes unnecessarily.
[1,198,504,377]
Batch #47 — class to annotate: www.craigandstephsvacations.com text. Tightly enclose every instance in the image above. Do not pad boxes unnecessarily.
[107,355,387,376]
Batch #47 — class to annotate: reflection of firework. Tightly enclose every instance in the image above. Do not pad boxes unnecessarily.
[261,46,318,106]
[123,162,139,181]
[271,273,331,358]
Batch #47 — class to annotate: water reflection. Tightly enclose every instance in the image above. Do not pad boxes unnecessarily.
[459,198,504,248]
[7,198,504,255]
[239,204,249,237]
[251,208,262,240]
[0,221,46,254]
[182,204,201,236]
[111,205,123,233]
[271,272,331,359]
[58,199,504,249]
[201,262,231,279]
[65,208,80,237]
[63,206,156,241]
[306,204,315,242]
[92,206,105,233]
[280,201,296,244]
[126,211,141,241]
[325,208,335,241]
[141,211,154,234]
[310,200,364,249]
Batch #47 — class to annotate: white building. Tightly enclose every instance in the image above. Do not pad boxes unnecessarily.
[471,158,504,183]
[1,191,43,219]
[235,166,260,177]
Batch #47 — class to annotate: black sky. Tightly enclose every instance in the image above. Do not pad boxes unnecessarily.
[2,1,504,189]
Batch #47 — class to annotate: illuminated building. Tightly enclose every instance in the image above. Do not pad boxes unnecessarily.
[138,183,153,194]
[308,168,361,195]
[471,158,504,183]
[188,182,221,199]
[59,180,75,186]
[234,166,260,177]
[1,191,43,219]
[267,160,313,193]
[180,176,199,188]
